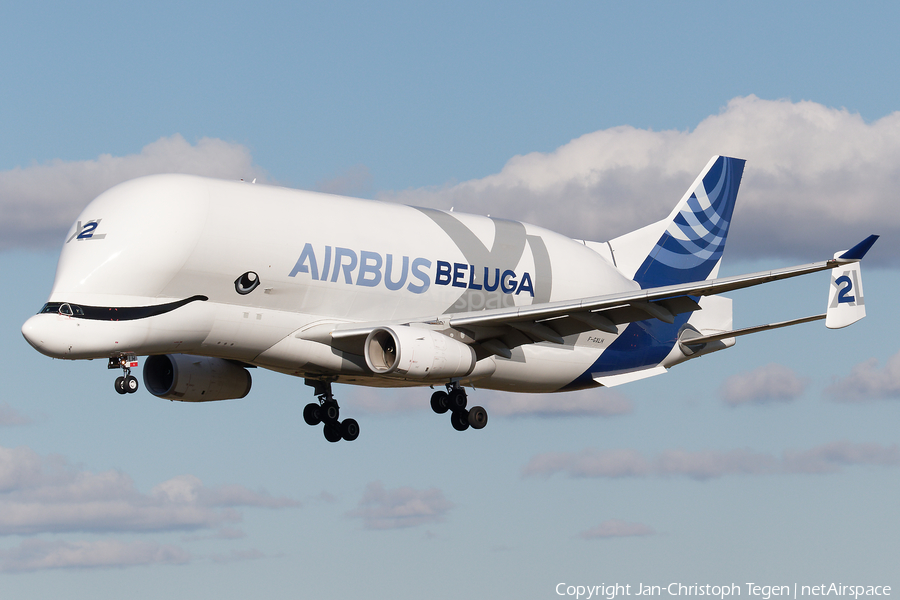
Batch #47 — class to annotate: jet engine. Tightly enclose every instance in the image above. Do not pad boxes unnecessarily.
[364,326,476,380]
[143,354,252,402]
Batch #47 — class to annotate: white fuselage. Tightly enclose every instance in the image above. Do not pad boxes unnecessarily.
[23,174,677,393]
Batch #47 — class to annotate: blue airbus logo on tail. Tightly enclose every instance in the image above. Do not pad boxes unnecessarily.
[634,156,745,288]
[568,156,745,389]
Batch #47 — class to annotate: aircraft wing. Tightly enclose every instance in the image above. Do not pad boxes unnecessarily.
[325,235,877,355]
[447,235,879,332]
[448,259,836,329]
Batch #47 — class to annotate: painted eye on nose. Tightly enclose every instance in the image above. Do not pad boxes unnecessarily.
[234,271,260,295]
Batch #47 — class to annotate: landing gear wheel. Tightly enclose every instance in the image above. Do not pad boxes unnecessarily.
[430,391,449,414]
[110,354,138,395]
[305,380,361,444]
[467,406,488,429]
[340,418,360,441]
[321,400,340,423]
[448,389,467,411]
[323,423,342,443]
[451,410,470,431]
[303,403,321,426]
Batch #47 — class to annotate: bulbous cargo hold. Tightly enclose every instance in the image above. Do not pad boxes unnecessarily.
[143,354,252,402]
[364,326,476,380]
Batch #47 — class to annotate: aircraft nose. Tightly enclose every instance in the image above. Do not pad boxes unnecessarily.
[22,314,70,358]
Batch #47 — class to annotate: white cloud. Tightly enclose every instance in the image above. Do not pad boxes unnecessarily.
[579,519,655,539]
[384,96,899,265]
[782,441,900,473]
[0,539,190,572]
[654,448,777,479]
[316,164,373,197]
[7,98,894,265]
[347,481,453,530]
[312,491,338,504]
[523,441,899,480]
[524,449,653,479]
[523,448,774,480]
[0,445,298,536]
[484,388,632,417]
[0,404,31,427]
[0,134,267,250]
[719,363,808,406]
[825,350,900,402]
[182,527,247,542]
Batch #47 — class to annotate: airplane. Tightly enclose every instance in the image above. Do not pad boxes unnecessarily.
[21,156,877,443]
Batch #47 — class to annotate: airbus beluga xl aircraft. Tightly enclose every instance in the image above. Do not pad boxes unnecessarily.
[22,156,877,443]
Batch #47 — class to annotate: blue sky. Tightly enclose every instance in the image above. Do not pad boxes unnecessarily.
[2,2,899,598]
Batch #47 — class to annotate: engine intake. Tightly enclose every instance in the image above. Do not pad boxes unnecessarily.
[364,326,476,380]
[143,354,252,402]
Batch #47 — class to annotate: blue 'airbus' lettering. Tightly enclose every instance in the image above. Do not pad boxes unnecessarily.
[289,243,431,294]
[288,244,535,296]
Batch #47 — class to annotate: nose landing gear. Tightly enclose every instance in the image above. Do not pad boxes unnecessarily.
[303,380,359,442]
[430,383,488,432]
[109,354,139,395]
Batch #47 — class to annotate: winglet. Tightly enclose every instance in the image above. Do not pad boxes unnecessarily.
[826,256,868,329]
[838,235,879,261]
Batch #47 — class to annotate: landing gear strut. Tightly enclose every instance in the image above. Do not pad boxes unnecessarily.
[108,354,139,395]
[430,382,488,432]
[303,380,359,443]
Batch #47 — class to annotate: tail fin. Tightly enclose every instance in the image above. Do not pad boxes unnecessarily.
[609,156,745,288]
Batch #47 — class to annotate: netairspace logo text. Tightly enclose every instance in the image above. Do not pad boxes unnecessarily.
[555,583,892,600]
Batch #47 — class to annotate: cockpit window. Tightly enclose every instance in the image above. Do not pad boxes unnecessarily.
[35,295,208,321]
[58,303,85,316]
[39,303,60,314]
[42,302,85,316]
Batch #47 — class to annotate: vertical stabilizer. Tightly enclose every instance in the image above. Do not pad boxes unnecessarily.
[610,156,745,288]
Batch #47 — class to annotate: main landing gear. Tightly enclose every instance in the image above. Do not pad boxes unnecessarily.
[430,383,488,432]
[303,380,359,443]
[109,354,139,395]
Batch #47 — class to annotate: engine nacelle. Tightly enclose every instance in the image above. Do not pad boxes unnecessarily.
[364,326,476,380]
[143,354,252,402]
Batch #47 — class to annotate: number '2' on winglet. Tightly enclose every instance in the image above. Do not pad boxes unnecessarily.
[826,237,876,329]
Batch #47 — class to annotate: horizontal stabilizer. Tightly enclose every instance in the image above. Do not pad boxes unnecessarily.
[679,314,825,348]
[593,366,667,387]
